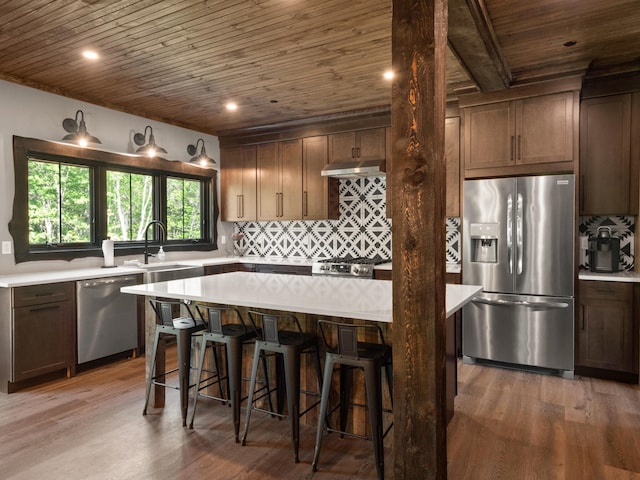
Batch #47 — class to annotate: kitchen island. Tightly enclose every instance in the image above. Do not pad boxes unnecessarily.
[121,271,482,321]
[122,272,482,425]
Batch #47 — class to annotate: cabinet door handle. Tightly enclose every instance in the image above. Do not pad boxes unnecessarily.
[29,305,62,313]
[240,194,244,219]
[351,147,355,159]
[510,135,515,161]
[303,191,308,217]
[517,135,522,160]
[236,195,241,219]
[356,147,361,158]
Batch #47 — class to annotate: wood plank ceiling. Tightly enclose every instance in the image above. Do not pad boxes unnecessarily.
[0,0,638,136]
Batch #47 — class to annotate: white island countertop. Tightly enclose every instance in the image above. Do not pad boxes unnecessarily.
[121,271,482,322]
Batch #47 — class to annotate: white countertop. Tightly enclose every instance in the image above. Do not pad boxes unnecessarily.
[0,256,461,288]
[0,257,308,287]
[121,271,482,322]
[578,270,640,283]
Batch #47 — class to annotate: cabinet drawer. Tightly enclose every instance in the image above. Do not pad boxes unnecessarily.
[13,282,75,307]
[580,281,632,302]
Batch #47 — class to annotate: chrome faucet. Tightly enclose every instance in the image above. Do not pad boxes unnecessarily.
[144,220,166,264]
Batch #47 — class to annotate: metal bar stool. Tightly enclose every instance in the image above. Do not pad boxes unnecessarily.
[143,299,209,426]
[311,319,393,480]
[189,305,273,442]
[241,310,324,463]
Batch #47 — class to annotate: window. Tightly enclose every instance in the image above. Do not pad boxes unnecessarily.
[106,170,154,241]
[166,177,203,241]
[28,159,92,245]
[11,136,218,263]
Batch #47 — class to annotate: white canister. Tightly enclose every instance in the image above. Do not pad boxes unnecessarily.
[102,239,115,267]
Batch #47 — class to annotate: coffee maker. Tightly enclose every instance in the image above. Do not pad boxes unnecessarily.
[589,226,620,273]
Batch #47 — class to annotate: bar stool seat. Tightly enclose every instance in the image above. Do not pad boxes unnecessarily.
[312,319,393,480]
[189,305,273,442]
[143,299,209,426]
[241,310,323,463]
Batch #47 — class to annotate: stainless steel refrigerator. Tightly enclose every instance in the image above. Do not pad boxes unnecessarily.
[462,174,575,378]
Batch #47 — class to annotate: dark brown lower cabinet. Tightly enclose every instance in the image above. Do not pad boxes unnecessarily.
[576,280,639,383]
[5,282,76,391]
[253,264,311,275]
[204,263,254,275]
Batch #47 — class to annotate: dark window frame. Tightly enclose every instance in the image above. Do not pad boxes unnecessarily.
[11,136,218,264]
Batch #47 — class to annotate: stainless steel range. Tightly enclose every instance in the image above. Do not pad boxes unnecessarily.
[311,256,390,278]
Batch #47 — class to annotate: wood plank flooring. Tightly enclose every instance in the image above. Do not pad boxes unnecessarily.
[1,353,639,479]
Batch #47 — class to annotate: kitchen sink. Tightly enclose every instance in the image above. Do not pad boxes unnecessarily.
[139,264,204,283]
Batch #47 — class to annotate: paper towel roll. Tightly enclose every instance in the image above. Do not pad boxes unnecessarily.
[102,239,114,267]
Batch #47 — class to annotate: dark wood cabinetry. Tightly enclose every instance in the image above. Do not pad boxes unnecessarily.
[206,262,310,276]
[461,79,580,178]
[579,93,639,215]
[445,117,461,217]
[328,127,387,163]
[8,282,76,389]
[204,263,252,275]
[302,136,339,220]
[257,140,303,221]
[220,146,257,221]
[254,264,311,275]
[576,281,638,382]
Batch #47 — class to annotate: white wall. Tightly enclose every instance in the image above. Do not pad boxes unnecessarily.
[0,80,230,275]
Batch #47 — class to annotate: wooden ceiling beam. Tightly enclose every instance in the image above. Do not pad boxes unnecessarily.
[448,0,511,91]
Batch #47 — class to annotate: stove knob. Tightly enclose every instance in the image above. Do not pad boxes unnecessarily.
[352,266,360,274]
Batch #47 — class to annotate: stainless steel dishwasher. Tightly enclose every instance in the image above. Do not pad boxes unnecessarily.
[76,275,139,364]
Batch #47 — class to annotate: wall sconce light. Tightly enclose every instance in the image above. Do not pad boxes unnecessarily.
[133,126,167,158]
[61,110,101,147]
[187,138,216,168]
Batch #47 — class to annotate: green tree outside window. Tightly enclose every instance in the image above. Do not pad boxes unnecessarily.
[106,170,153,241]
[167,177,202,240]
[28,159,91,245]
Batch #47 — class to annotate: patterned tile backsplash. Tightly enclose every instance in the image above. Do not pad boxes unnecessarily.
[579,215,635,271]
[232,176,461,264]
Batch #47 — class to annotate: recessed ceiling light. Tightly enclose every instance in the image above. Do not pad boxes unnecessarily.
[82,50,99,60]
[383,70,394,80]
[226,102,238,111]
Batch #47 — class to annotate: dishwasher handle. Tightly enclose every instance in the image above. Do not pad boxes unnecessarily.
[78,276,139,288]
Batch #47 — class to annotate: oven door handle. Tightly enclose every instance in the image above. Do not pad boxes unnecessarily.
[471,296,569,310]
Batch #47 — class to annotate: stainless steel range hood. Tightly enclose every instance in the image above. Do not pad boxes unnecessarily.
[320,159,386,178]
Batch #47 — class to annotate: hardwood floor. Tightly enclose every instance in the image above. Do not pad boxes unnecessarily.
[1,353,639,479]
[449,362,640,479]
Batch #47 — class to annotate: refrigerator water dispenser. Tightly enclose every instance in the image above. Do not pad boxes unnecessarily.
[470,223,499,263]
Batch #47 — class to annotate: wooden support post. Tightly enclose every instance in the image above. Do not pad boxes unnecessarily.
[391,0,448,479]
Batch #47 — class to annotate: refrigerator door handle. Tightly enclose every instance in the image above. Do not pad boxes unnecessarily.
[516,193,523,275]
[472,296,570,310]
[507,193,513,274]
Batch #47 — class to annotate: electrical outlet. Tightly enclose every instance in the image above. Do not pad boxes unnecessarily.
[220,235,226,244]
[580,236,589,250]
[2,241,11,254]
